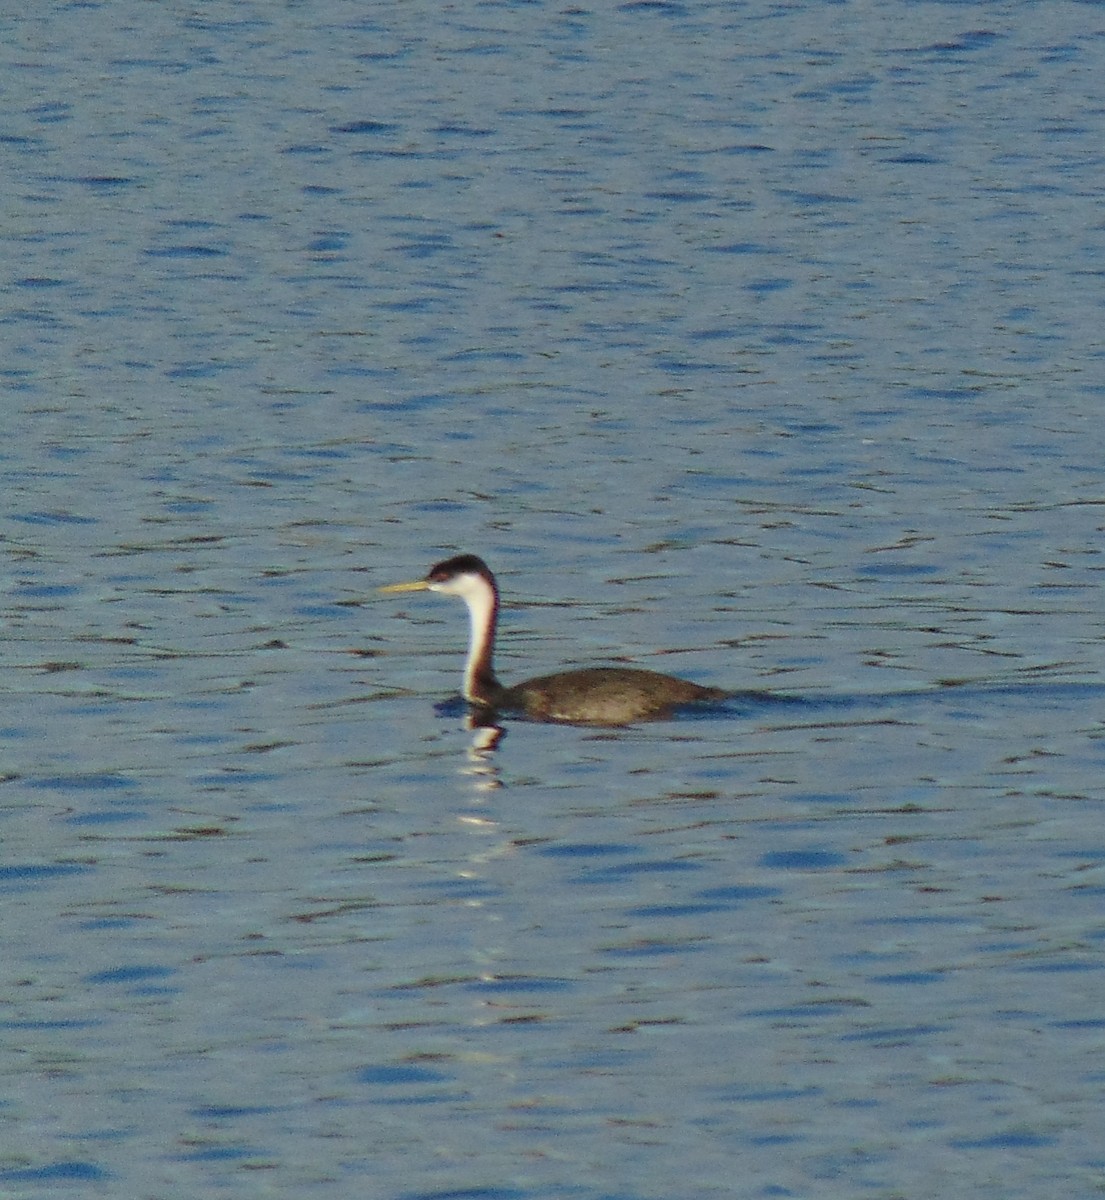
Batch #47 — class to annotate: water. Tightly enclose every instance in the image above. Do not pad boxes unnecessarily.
[2,2,1105,1196]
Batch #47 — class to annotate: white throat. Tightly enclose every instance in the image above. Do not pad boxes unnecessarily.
[431,571,498,701]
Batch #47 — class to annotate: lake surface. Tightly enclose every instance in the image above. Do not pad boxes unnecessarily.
[3,2,1105,1197]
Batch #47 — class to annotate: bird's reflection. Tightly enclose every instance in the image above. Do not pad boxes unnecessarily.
[460,708,505,789]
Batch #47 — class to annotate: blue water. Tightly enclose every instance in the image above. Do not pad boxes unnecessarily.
[3,3,1105,1197]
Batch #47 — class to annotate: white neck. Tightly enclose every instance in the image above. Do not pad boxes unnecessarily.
[430,570,500,703]
[462,580,497,700]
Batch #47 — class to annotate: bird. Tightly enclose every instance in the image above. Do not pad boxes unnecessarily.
[379,554,728,725]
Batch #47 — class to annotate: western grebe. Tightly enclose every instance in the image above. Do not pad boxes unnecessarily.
[380,554,727,725]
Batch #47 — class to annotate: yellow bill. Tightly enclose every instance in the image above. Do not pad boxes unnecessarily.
[378,578,430,594]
